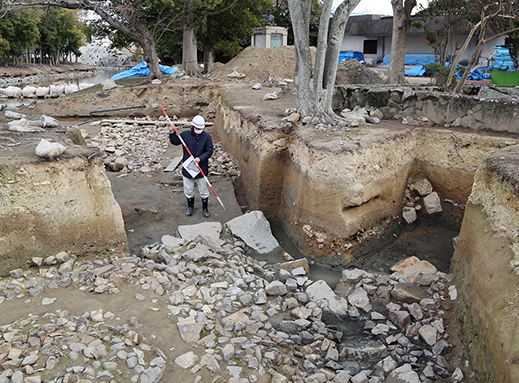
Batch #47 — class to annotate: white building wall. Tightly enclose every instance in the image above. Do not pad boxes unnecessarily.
[406,36,435,54]
[252,34,266,48]
[340,35,366,52]
[341,34,507,65]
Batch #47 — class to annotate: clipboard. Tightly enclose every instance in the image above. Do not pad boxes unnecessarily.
[182,156,200,178]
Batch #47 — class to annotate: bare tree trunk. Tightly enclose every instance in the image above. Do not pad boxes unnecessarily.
[388,0,417,84]
[140,31,161,79]
[203,43,213,74]
[183,27,198,76]
[442,28,450,66]
[201,17,213,74]
[288,0,360,120]
[289,0,313,113]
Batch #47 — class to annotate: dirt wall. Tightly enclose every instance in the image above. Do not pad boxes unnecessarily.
[0,155,128,274]
[451,145,519,383]
[214,86,519,264]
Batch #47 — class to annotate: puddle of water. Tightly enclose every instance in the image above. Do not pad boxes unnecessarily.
[355,216,460,274]
[321,311,365,342]
[247,220,343,289]
[37,67,123,88]
[247,215,460,291]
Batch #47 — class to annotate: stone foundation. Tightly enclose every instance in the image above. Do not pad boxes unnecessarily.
[335,85,519,134]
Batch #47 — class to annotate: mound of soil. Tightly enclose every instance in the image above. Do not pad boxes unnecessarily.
[209,46,313,83]
[336,59,386,85]
[209,46,385,86]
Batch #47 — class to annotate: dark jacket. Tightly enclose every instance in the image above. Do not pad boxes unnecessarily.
[169,129,213,179]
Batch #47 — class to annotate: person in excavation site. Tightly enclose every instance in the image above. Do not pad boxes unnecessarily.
[169,115,214,217]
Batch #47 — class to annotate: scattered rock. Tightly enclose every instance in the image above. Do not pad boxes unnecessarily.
[423,192,442,214]
[263,92,278,101]
[35,138,66,158]
[227,71,245,79]
[103,79,118,90]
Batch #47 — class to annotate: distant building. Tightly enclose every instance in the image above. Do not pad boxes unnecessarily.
[341,14,504,65]
[251,26,288,48]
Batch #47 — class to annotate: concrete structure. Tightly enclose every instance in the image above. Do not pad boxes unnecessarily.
[341,14,504,65]
[251,26,288,48]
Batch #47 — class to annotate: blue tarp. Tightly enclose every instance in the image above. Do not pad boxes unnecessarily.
[404,64,490,80]
[381,54,436,66]
[405,65,426,77]
[493,46,515,71]
[110,62,179,81]
[339,51,364,63]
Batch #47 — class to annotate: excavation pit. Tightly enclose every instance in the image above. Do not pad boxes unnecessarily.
[2,79,519,382]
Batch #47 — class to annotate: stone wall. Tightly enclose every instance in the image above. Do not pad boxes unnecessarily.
[451,146,519,383]
[334,85,519,134]
[0,155,128,275]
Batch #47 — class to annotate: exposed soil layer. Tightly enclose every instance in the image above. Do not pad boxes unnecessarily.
[3,59,519,382]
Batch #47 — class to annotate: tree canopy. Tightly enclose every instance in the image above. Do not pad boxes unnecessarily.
[445,0,519,91]
[0,7,84,65]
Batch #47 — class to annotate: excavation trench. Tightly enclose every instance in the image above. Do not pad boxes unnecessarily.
[210,84,519,381]
[2,81,519,382]
[212,85,510,270]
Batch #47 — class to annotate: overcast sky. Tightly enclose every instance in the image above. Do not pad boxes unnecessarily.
[334,0,430,16]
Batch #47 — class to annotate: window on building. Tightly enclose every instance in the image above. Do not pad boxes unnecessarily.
[363,40,377,54]
[271,35,282,48]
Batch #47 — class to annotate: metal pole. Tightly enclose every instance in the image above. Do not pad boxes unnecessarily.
[77,105,146,126]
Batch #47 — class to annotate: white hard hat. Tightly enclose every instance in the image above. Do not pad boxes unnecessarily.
[192,115,205,129]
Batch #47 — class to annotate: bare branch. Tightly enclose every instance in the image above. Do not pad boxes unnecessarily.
[205,0,238,17]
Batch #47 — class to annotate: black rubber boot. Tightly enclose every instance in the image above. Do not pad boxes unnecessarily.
[202,198,210,218]
[186,197,194,216]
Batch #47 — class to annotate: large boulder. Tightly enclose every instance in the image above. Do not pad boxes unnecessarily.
[390,256,438,284]
[305,280,349,316]
[225,210,280,254]
[177,222,222,244]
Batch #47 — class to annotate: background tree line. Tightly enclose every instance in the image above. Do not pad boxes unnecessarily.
[0,7,84,65]
[0,0,320,77]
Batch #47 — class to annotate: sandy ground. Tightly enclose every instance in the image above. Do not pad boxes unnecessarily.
[101,125,246,254]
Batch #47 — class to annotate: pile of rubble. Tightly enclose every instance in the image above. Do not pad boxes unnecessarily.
[208,46,307,84]
[400,178,463,224]
[336,60,386,86]
[0,212,469,383]
[86,118,240,178]
[0,310,165,383]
